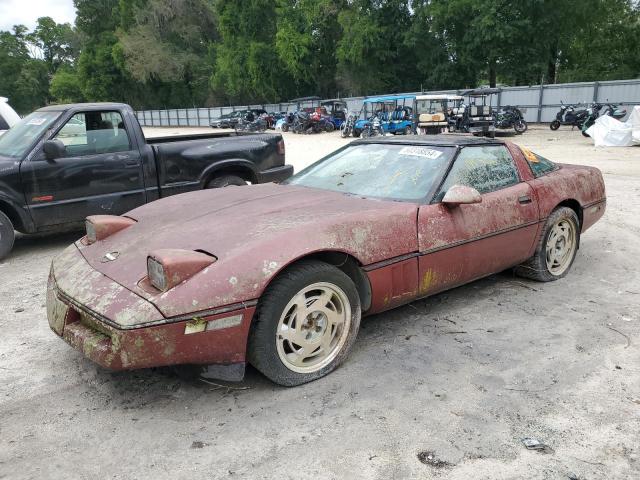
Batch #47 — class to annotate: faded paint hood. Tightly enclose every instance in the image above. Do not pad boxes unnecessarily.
[76,183,418,318]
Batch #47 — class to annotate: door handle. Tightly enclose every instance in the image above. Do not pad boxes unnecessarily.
[518,195,532,204]
[123,158,140,168]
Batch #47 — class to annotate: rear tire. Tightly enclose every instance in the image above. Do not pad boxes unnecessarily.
[515,207,579,282]
[404,125,413,135]
[206,175,246,188]
[248,260,361,386]
[0,211,15,261]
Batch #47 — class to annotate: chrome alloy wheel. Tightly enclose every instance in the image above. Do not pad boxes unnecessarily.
[276,282,351,374]
[545,219,577,276]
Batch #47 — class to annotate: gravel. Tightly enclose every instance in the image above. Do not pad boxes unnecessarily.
[1,126,638,479]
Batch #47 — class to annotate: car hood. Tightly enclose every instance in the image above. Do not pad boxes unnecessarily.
[76,183,418,317]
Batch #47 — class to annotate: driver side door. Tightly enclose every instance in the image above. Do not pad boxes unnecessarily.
[23,110,146,228]
[416,145,539,296]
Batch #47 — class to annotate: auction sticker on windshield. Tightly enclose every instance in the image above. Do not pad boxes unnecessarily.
[27,117,48,126]
[399,146,443,159]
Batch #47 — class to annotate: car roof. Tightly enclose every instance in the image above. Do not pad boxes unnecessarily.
[353,134,505,147]
[37,102,130,112]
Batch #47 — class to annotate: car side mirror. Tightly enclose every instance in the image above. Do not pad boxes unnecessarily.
[442,185,482,206]
[43,139,66,161]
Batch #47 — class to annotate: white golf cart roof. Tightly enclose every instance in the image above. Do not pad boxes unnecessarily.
[415,94,464,101]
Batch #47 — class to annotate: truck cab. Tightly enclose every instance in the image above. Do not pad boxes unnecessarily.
[0,102,292,260]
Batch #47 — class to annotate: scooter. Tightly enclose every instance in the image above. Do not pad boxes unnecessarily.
[550,102,589,131]
[581,102,627,137]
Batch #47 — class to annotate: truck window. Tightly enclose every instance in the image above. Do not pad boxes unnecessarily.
[55,111,131,156]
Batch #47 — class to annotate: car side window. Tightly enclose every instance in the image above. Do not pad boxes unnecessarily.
[520,146,557,177]
[54,111,131,157]
[438,145,519,196]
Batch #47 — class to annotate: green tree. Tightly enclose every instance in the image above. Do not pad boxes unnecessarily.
[117,0,217,107]
[50,67,85,103]
[0,26,49,113]
[212,0,287,103]
[28,17,79,75]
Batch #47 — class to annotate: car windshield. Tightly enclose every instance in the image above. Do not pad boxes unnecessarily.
[285,143,455,201]
[0,111,60,158]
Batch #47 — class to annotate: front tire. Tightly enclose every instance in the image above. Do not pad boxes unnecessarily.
[550,120,560,130]
[0,211,15,261]
[248,260,361,386]
[516,207,579,282]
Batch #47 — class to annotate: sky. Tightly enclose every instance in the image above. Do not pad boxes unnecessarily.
[0,0,76,31]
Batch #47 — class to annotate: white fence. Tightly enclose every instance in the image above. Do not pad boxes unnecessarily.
[135,78,640,127]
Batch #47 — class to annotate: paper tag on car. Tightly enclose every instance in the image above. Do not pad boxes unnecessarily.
[399,146,443,159]
[27,117,47,126]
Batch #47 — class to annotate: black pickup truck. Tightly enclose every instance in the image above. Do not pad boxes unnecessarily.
[0,102,292,259]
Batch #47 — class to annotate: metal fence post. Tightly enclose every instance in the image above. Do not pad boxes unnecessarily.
[537,83,544,123]
[592,81,600,102]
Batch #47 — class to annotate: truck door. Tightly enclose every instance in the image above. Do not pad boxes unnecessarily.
[23,110,147,228]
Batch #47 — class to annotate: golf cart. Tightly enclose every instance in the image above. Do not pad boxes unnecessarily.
[320,99,348,129]
[452,88,499,137]
[415,94,463,134]
[354,94,415,137]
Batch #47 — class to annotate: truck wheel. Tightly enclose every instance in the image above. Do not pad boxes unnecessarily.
[248,260,361,386]
[206,175,246,188]
[0,211,15,261]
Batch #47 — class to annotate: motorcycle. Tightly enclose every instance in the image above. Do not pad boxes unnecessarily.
[340,111,358,138]
[601,102,627,120]
[580,103,604,137]
[235,111,268,132]
[549,102,589,131]
[495,105,527,134]
[581,102,627,137]
[360,114,384,138]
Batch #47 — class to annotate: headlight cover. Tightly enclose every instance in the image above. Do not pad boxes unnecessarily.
[146,249,217,292]
[84,215,136,245]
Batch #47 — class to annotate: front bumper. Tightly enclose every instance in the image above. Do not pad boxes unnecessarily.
[259,164,294,183]
[47,246,255,372]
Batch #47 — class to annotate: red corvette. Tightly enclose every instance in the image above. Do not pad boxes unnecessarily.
[47,136,605,386]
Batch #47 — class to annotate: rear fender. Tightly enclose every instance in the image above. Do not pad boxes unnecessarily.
[200,159,259,187]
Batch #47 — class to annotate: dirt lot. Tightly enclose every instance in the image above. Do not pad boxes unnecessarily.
[1,126,639,479]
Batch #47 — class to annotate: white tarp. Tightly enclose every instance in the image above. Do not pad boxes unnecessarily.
[586,105,640,147]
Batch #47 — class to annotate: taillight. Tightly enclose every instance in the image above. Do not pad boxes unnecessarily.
[277,139,285,155]
[146,249,217,292]
[84,215,136,245]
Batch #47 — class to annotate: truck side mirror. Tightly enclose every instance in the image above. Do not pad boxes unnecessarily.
[43,139,66,161]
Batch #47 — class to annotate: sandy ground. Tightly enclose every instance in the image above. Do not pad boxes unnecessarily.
[1,126,639,479]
